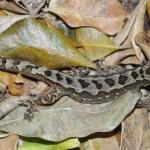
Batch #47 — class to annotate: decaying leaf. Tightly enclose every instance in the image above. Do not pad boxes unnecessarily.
[114,0,146,64]
[0,15,29,34]
[114,0,146,46]
[0,134,19,150]
[131,0,146,62]
[120,109,147,150]
[102,48,135,66]
[120,55,140,65]
[0,18,95,69]
[0,1,27,14]
[140,110,150,150]
[73,27,118,61]
[0,90,139,141]
[44,0,126,35]
[135,32,150,60]
[80,133,120,150]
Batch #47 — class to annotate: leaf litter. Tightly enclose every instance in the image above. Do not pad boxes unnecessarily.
[0,0,150,149]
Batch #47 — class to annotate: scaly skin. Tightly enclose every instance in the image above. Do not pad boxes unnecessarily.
[0,58,150,104]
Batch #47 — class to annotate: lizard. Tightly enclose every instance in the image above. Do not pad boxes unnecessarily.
[0,58,150,106]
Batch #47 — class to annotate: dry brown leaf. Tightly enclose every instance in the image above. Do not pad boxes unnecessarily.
[140,110,150,150]
[0,71,24,96]
[44,0,126,35]
[131,0,146,62]
[102,48,135,66]
[0,10,7,16]
[114,0,146,64]
[135,32,150,60]
[0,1,27,14]
[120,56,140,65]
[81,133,120,150]
[0,134,19,150]
[114,9,137,46]
[120,109,147,150]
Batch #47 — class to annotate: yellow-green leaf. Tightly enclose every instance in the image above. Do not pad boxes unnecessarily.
[18,138,80,150]
[0,18,95,69]
[147,0,150,19]
[74,27,118,61]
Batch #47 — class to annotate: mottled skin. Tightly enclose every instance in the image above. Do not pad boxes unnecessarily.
[0,58,150,105]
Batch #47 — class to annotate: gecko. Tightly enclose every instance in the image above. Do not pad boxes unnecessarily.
[0,58,150,106]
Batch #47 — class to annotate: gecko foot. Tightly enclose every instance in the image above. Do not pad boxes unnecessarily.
[19,95,41,121]
[24,101,39,121]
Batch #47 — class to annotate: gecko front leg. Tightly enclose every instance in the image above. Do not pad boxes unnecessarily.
[20,84,67,120]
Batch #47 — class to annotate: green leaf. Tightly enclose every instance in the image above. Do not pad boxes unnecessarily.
[18,138,80,150]
[0,18,95,69]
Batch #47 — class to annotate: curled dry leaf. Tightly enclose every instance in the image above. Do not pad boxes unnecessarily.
[0,18,94,69]
[114,9,138,46]
[120,109,147,150]
[81,134,120,150]
[140,111,150,150]
[114,0,146,63]
[135,32,150,60]
[114,0,146,46]
[102,48,135,66]
[0,1,27,14]
[74,27,118,61]
[0,133,11,138]
[131,0,146,62]
[120,56,139,65]
[44,0,126,35]
[0,15,29,34]
[0,134,19,150]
